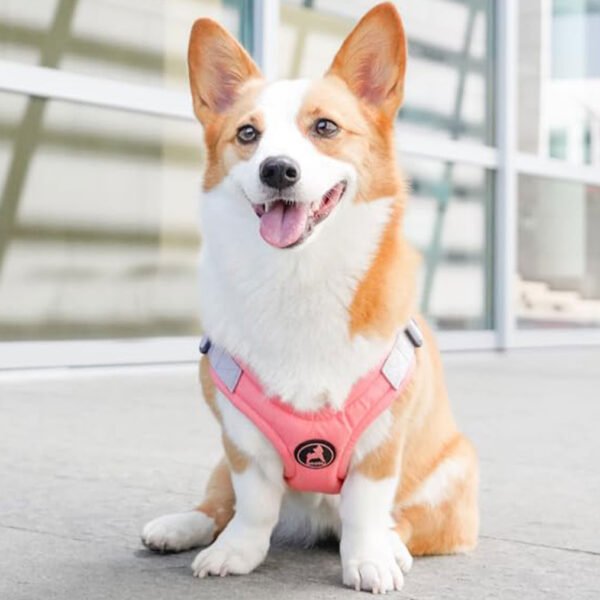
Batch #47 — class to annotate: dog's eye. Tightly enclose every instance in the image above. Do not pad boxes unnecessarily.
[236,124,259,144]
[314,118,339,138]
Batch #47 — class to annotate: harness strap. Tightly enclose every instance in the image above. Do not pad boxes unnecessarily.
[200,320,423,494]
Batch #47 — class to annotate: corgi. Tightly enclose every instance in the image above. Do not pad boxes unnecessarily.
[142,2,479,593]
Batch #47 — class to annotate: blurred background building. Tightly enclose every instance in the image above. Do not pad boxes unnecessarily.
[0,0,598,368]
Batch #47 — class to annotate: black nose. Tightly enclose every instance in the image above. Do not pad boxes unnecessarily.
[259,156,300,189]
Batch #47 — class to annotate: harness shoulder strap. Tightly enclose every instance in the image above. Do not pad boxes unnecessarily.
[199,319,423,494]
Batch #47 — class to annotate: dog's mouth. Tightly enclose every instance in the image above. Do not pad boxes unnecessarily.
[252,181,346,249]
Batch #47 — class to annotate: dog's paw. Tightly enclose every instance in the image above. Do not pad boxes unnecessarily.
[191,536,268,578]
[341,530,412,593]
[388,529,413,574]
[141,511,215,553]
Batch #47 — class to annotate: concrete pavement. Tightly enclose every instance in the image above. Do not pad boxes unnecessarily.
[1,348,599,599]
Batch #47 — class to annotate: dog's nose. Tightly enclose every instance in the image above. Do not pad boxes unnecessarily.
[259,156,300,190]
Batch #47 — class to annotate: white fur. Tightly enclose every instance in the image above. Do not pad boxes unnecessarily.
[273,491,341,547]
[192,460,285,577]
[233,80,354,214]
[340,473,412,593]
[142,511,215,552]
[200,79,396,413]
[404,456,468,508]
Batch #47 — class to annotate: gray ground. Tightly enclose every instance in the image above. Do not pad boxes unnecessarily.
[1,348,599,600]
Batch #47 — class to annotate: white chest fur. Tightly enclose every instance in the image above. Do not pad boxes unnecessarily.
[199,185,395,413]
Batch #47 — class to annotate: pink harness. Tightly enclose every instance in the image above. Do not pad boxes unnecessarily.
[200,321,422,495]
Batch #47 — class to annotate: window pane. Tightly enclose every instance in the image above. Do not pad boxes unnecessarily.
[517,175,600,328]
[403,157,494,330]
[0,92,202,340]
[0,0,252,92]
[280,0,494,144]
[518,0,600,167]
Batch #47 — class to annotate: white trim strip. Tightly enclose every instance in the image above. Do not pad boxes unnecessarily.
[0,337,199,370]
[438,330,496,351]
[0,363,194,382]
[0,332,498,370]
[0,60,194,120]
[2,328,598,371]
[252,0,280,81]
[515,152,600,187]
[513,328,600,348]
[397,131,498,169]
[494,0,518,350]
[0,59,500,169]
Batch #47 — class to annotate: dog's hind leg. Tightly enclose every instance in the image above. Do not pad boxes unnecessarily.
[393,435,479,556]
[142,458,235,553]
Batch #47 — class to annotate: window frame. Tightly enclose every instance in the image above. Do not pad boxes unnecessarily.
[0,0,599,369]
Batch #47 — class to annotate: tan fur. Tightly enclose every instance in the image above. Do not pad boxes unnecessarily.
[395,439,479,556]
[188,19,265,191]
[327,3,407,126]
[197,320,480,555]
[361,318,479,555]
[190,2,478,558]
[199,356,221,420]
[349,203,420,338]
[200,356,250,475]
[195,458,235,536]
[298,77,399,204]
[200,80,266,192]
[222,433,250,474]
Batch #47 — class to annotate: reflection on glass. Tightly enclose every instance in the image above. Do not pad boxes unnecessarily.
[0,92,203,340]
[0,0,250,92]
[518,0,600,167]
[403,157,493,330]
[280,0,494,144]
[518,175,600,328]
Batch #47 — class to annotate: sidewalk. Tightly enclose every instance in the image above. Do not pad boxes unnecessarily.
[1,348,599,599]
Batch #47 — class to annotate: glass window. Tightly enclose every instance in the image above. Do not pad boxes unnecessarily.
[518,0,600,167]
[403,156,494,330]
[517,174,600,329]
[0,0,252,92]
[0,92,202,340]
[280,0,495,144]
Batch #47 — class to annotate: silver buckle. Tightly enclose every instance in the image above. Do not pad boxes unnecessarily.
[199,335,211,354]
[405,319,424,348]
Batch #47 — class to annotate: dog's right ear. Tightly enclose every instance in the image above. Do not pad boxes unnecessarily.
[327,3,407,122]
[188,19,262,125]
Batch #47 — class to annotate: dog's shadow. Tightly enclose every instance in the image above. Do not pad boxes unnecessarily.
[134,536,343,589]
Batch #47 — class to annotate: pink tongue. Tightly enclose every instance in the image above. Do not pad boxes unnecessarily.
[259,201,309,248]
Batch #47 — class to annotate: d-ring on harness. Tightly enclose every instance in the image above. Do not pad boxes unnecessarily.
[200,320,423,495]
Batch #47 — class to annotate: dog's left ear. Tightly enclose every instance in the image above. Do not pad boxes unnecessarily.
[327,2,407,120]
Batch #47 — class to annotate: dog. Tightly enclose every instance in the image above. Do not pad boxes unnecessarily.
[142,3,479,593]
[306,444,326,466]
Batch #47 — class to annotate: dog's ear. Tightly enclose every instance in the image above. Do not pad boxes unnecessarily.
[326,2,407,120]
[188,19,262,125]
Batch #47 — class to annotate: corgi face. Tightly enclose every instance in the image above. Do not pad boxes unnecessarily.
[188,3,407,250]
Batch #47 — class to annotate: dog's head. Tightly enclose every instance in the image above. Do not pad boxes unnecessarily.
[188,2,407,250]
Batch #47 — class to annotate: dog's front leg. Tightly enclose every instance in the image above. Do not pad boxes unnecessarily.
[192,457,284,578]
[340,471,413,593]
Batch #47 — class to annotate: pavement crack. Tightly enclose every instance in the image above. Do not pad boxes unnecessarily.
[480,534,600,557]
[0,522,138,550]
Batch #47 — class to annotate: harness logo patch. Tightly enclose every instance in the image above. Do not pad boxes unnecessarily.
[294,439,336,469]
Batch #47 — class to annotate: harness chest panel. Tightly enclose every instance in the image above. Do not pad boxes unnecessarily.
[201,323,422,495]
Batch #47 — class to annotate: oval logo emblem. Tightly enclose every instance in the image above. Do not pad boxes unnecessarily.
[294,439,336,469]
